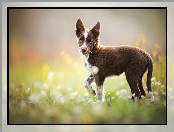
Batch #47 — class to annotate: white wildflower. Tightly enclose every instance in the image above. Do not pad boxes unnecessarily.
[87,99,94,104]
[70,92,78,99]
[156,81,161,86]
[111,97,115,100]
[28,94,41,102]
[119,89,127,93]
[47,71,54,81]
[116,91,120,96]
[56,85,61,90]
[141,95,145,98]
[43,83,49,89]
[59,97,65,104]
[68,87,72,91]
[126,95,132,99]
[84,93,89,97]
[151,77,156,81]
[26,87,30,93]
[41,90,46,96]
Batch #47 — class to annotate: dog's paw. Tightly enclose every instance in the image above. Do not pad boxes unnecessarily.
[91,89,96,96]
[87,89,96,96]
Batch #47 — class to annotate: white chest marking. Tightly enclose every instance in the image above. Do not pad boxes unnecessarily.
[81,54,99,74]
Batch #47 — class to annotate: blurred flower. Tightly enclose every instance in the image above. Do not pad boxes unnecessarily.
[41,90,46,96]
[92,103,104,115]
[70,92,78,99]
[156,81,161,86]
[68,87,72,91]
[111,97,115,100]
[28,94,41,102]
[55,85,61,91]
[116,89,129,100]
[119,89,127,93]
[59,97,65,104]
[47,71,54,81]
[84,93,89,97]
[151,77,156,81]
[26,87,30,93]
[43,83,49,89]
[87,99,94,104]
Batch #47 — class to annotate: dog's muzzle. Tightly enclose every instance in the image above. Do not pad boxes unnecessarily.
[77,47,88,55]
[81,47,87,54]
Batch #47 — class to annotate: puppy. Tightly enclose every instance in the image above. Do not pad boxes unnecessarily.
[75,18,153,101]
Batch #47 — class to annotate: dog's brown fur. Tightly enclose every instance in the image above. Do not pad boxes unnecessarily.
[75,18,153,101]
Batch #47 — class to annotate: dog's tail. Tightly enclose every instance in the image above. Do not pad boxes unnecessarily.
[146,57,153,92]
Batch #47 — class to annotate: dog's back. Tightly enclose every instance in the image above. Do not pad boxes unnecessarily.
[88,45,152,77]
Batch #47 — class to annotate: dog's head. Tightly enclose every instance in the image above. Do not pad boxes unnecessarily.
[75,18,100,55]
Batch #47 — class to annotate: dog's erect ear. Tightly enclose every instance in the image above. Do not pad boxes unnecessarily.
[91,21,100,38]
[75,18,85,37]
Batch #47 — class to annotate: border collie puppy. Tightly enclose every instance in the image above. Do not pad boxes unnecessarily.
[75,18,153,102]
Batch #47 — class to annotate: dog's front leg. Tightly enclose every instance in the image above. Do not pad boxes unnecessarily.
[84,74,96,96]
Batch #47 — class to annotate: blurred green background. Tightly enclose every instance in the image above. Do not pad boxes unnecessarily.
[8,9,167,124]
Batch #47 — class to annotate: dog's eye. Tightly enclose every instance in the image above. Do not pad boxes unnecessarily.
[79,37,84,42]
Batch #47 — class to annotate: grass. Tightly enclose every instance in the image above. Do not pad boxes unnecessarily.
[9,44,168,124]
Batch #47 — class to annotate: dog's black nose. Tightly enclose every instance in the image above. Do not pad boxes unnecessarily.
[82,48,87,53]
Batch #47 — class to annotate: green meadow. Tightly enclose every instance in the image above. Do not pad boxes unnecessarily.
[9,43,168,124]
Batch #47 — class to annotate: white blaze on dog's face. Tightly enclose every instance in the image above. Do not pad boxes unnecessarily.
[75,18,100,55]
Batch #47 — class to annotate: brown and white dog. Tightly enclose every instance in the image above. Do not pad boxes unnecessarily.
[75,18,153,102]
